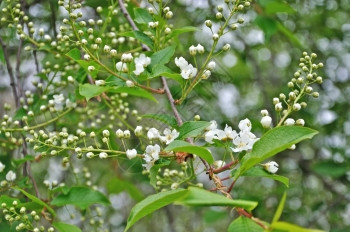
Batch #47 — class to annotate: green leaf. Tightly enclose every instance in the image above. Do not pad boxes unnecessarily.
[51,186,110,210]
[12,155,35,166]
[150,46,176,67]
[109,86,157,102]
[76,60,99,78]
[53,222,81,232]
[234,126,318,180]
[119,31,154,49]
[165,140,214,164]
[177,187,258,211]
[150,64,173,79]
[13,187,56,217]
[79,83,111,101]
[149,159,171,188]
[124,189,188,232]
[162,72,184,84]
[170,26,197,38]
[142,114,178,128]
[228,216,264,232]
[255,16,278,42]
[0,46,5,63]
[272,192,287,223]
[276,21,303,49]
[107,178,144,201]
[311,161,348,178]
[105,75,126,86]
[231,166,289,187]
[178,121,211,139]
[270,221,325,232]
[134,8,153,24]
[65,48,81,60]
[262,1,296,14]
[75,67,87,83]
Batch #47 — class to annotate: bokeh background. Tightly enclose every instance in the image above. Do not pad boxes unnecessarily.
[0,0,349,231]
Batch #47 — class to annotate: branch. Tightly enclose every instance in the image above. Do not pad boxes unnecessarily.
[0,36,20,108]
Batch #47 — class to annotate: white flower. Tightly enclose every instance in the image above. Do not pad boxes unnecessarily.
[289,144,296,150]
[143,144,160,170]
[196,44,204,54]
[99,152,108,159]
[213,160,226,168]
[95,80,106,86]
[217,125,237,140]
[0,162,5,172]
[147,128,160,140]
[231,131,258,152]
[261,116,272,128]
[205,129,219,144]
[206,120,218,131]
[263,161,279,174]
[53,94,65,111]
[126,80,134,87]
[6,170,16,182]
[175,57,197,79]
[261,109,269,116]
[284,118,295,126]
[170,182,179,190]
[126,149,137,159]
[134,126,143,136]
[238,118,252,132]
[116,62,128,72]
[133,54,151,75]
[121,53,133,63]
[207,61,216,70]
[160,128,179,144]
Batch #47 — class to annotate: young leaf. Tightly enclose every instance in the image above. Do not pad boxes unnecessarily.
[150,64,173,79]
[134,8,153,24]
[65,48,81,61]
[13,187,56,217]
[231,166,289,187]
[124,189,188,232]
[79,84,110,101]
[272,192,287,223]
[119,31,154,49]
[234,126,318,180]
[107,178,144,202]
[176,187,258,211]
[228,216,264,232]
[269,221,325,232]
[51,186,110,210]
[177,121,211,139]
[165,140,214,164]
[170,26,197,38]
[150,46,176,67]
[109,86,157,102]
[76,60,99,78]
[142,114,178,128]
[53,222,81,232]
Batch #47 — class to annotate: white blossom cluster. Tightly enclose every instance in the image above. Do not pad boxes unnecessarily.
[205,118,259,153]
[175,57,198,79]
[0,161,16,184]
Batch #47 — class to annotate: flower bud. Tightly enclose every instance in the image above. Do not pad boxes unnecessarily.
[296,119,305,126]
[126,149,137,159]
[116,129,124,138]
[293,103,301,111]
[126,80,134,87]
[102,130,110,137]
[95,80,105,86]
[205,20,212,28]
[99,152,108,159]
[263,161,279,174]
[284,118,295,126]
[275,103,283,111]
[223,44,231,51]
[261,116,272,128]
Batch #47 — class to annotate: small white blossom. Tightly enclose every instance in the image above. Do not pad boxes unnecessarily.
[206,120,218,131]
[196,44,205,54]
[143,144,160,170]
[284,118,295,126]
[231,131,258,152]
[99,152,108,159]
[213,160,226,169]
[147,128,160,140]
[126,149,137,159]
[124,130,131,138]
[263,161,279,174]
[6,170,16,182]
[121,53,133,63]
[134,54,151,75]
[102,130,110,137]
[134,126,143,136]
[116,62,128,72]
[160,128,179,144]
[296,119,305,126]
[275,102,283,111]
[261,116,272,128]
[116,129,124,138]
[95,80,106,86]
[53,94,65,111]
[238,118,252,132]
[189,45,197,55]
[207,61,216,70]
[126,80,134,87]
[205,130,219,144]
[261,109,269,116]
[216,125,237,140]
[170,182,179,190]
[0,162,5,172]
[175,57,197,79]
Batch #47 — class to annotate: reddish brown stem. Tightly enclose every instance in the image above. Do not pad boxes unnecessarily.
[213,160,238,174]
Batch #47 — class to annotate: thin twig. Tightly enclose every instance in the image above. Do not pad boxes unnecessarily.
[0,36,20,108]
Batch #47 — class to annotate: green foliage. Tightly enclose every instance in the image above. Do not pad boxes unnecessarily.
[53,222,82,232]
[51,187,110,210]
[228,216,264,232]
[234,126,318,180]
[79,84,110,101]
[177,121,211,139]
